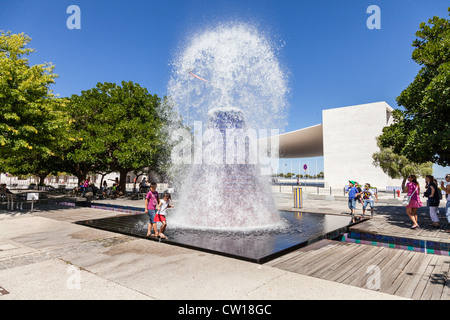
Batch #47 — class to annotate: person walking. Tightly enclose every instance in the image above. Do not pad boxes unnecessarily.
[355,182,364,208]
[155,192,174,239]
[424,175,440,228]
[346,180,360,223]
[361,183,378,218]
[145,182,160,237]
[403,175,422,229]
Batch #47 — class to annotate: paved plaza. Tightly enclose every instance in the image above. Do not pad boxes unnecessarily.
[0,189,448,300]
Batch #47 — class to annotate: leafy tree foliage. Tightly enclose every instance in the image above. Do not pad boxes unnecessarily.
[373,139,433,185]
[0,31,66,181]
[0,32,180,189]
[378,10,450,166]
[65,81,172,191]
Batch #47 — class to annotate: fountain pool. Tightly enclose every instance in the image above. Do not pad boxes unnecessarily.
[76,211,350,264]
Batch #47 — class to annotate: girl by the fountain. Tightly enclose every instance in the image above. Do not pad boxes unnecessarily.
[145,182,160,237]
[155,192,174,239]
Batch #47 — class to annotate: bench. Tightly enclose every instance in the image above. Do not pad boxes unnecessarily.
[4,192,39,211]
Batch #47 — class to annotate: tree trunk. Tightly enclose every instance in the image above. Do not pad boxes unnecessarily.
[118,169,129,194]
[133,173,144,192]
[401,177,407,193]
[38,174,47,186]
[77,174,87,186]
[99,173,107,190]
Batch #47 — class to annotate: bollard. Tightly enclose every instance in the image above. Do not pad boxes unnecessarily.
[293,187,303,208]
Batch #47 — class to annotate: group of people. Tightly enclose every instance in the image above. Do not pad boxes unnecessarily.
[77,177,122,199]
[346,174,450,230]
[403,174,450,231]
[144,182,174,239]
[346,180,378,223]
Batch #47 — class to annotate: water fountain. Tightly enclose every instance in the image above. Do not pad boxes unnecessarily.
[76,22,350,263]
[167,22,287,231]
[169,107,283,231]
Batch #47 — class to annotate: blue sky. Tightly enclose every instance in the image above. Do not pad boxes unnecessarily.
[1,0,448,177]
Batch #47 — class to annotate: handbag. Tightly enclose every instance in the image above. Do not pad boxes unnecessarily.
[402,185,418,206]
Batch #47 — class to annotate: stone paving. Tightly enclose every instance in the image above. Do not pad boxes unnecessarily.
[2,189,446,300]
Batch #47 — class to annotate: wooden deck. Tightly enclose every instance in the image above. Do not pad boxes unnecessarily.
[350,216,450,244]
[266,239,450,300]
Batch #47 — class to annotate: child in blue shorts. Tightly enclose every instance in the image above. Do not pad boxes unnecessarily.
[362,183,378,218]
[145,182,160,237]
[346,180,360,223]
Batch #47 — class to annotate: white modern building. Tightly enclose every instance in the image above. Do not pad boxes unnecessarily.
[277,101,403,189]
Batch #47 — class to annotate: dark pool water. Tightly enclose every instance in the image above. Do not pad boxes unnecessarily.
[76,211,350,263]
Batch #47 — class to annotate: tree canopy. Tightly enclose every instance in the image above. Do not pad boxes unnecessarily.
[64,81,172,191]
[0,31,67,180]
[373,139,433,185]
[0,31,177,189]
[378,9,450,167]
[0,31,61,152]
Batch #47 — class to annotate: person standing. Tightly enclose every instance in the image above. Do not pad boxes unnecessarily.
[155,192,174,239]
[145,182,160,237]
[101,180,108,198]
[440,174,450,233]
[140,177,149,193]
[403,175,422,229]
[424,175,440,227]
[361,183,378,218]
[346,180,359,223]
[82,176,90,197]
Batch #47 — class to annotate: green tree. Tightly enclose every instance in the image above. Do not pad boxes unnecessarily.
[65,81,172,192]
[373,140,433,186]
[0,31,66,182]
[378,10,450,166]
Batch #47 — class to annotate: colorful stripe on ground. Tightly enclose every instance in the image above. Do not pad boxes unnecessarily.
[56,201,144,214]
[341,232,450,256]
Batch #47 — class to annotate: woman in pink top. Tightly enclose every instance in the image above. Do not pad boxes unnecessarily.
[403,175,422,229]
[82,177,90,197]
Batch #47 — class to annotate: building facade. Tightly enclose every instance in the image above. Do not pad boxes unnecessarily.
[322,101,402,189]
[276,101,403,189]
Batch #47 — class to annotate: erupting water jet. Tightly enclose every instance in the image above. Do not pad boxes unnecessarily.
[168,22,288,231]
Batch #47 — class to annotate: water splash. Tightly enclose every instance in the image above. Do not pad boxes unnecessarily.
[167,22,289,231]
[168,22,289,129]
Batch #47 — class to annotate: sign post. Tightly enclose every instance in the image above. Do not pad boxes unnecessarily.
[27,192,39,211]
